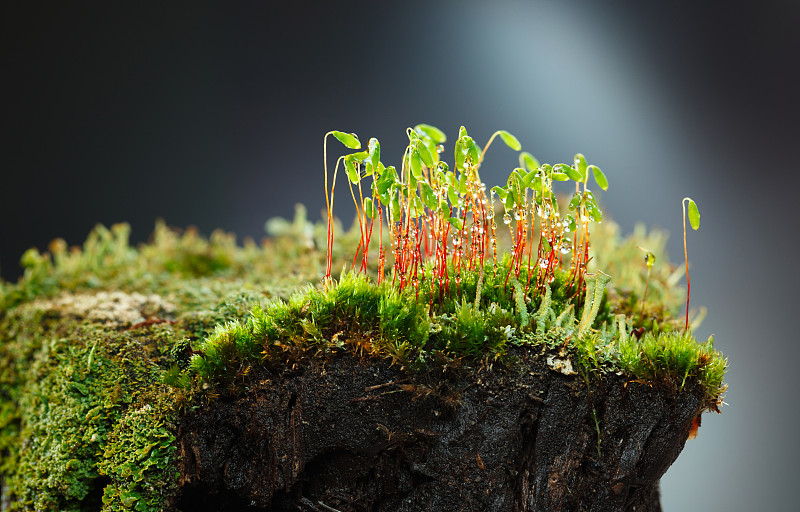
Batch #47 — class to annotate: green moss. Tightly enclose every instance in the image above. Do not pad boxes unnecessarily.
[189,252,725,411]
[97,396,179,512]
[0,205,727,510]
[618,330,727,404]
[0,305,194,511]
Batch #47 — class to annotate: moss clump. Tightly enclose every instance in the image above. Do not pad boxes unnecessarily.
[188,259,726,412]
[0,312,186,511]
[0,214,325,511]
[618,330,727,406]
[0,204,727,510]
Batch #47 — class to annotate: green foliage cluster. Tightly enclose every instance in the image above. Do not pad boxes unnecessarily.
[0,306,190,511]
[0,216,334,313]
[618,330,726,401]
[96,398,179,512]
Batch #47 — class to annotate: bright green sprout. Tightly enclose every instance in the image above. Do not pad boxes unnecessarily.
[682,197,700,332]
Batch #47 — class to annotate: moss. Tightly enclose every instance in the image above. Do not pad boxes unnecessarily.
[97,397,179,512]
[0,206,727,510]
[0,304,194,511]
[618,330,727,406]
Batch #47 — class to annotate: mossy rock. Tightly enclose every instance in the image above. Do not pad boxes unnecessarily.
[0,210,726,511]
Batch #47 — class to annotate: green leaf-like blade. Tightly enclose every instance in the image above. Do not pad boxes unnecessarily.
[574,153,588,182]
[447,184,459,206]
[364,138,381,173]
[414,124,447,143]
[498,130,522,151]
[390,195,401,218]
[419,181,438,210]
[557,164,582,182]
[363,197,376,219]
[568,193,580,211]
[374,167,396,198]
[522,170,537,189]
[448,216,464,230]
[455,142,467,171]
[415,140,435,168]
[344,157,360,184]
[332,131,361,149]
[590,165,608,190]
[519,152,539,171]
[685,198,700,230]
[409,150,422,178]
[463,136,481,166]
[491,185,508,200]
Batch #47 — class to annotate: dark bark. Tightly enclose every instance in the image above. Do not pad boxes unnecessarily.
[174,347,704,511]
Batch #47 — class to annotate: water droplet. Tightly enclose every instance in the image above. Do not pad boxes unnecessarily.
[560,245,572,254]
[503,214,512,225]
[547,274,555,284]
[513,211,522,221]
[436,144,445,154]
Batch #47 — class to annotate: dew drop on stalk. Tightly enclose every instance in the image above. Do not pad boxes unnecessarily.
[436,144,445,154]
[513,211,522,221]
[560,245,572,254]
[503,213,512,225]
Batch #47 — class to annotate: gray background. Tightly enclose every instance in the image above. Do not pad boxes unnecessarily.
[3,1,798,509]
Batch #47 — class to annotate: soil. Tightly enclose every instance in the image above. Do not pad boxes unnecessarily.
[174,346,704,511]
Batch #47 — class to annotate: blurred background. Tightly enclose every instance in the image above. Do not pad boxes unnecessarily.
[3,1,798,509]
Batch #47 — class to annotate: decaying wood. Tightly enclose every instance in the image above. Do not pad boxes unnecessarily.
[175,347,704,511]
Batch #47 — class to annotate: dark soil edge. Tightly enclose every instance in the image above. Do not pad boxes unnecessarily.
[174,347,704,511]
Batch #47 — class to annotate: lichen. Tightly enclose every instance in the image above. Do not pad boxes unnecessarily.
[27,291,176,328]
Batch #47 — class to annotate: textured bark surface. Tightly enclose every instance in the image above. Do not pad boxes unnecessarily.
[174,346,704,511]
